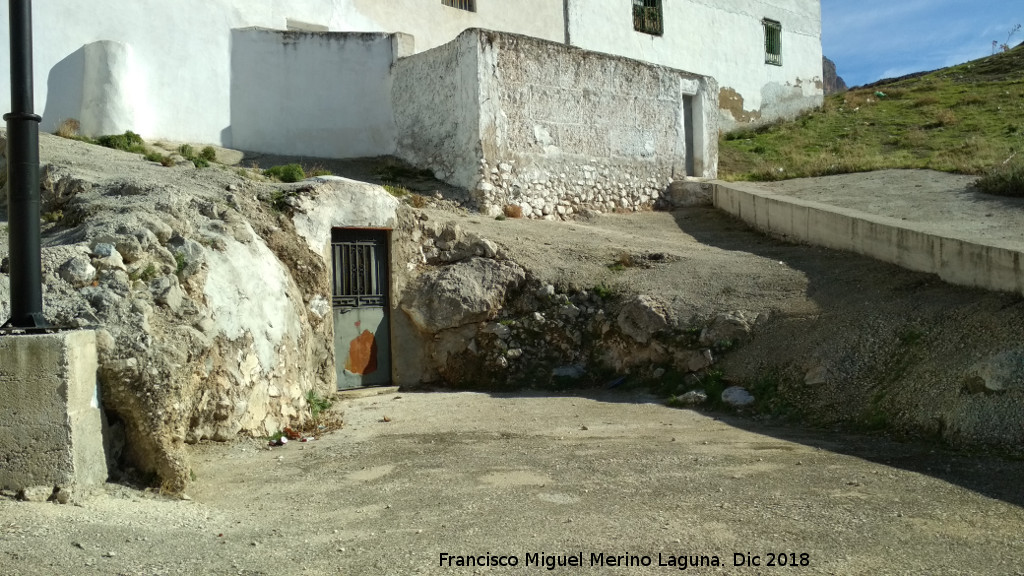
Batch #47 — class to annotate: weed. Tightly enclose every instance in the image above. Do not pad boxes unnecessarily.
[495,214,507,221]
[307,163,332,177]
[383,183,410,197]
[305,390,332,421]
[409,194,428,208]
[592,283,616,299]
[977,161,1024,197]
[607,251,634,271]
[41,210,63,223]
[264,164,306,183]
[174,251,186,275]
[129,263,159,282]
[200,146,217,162]
[177,144,211,168]
[503,204,523,219]
[54,118,80,139]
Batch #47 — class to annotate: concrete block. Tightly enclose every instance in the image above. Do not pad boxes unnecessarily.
[0,330,107,492]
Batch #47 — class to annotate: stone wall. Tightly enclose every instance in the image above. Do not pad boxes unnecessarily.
[475,31,718,219]
[394,29,718,219]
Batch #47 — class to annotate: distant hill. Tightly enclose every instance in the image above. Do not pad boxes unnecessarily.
[721,45,1024,181]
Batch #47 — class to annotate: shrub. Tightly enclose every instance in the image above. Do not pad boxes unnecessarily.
[503,204,523,218]
[97,131,145,153]
[264,164,306,183]
[200,146,217,162]
[976,162,1024,197]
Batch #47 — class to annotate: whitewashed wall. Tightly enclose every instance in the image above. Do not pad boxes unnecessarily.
[393,33,483,189]
[394,30,718,219]
[231,29,411,158]
[567,0,823,130]
[0,0,561,147]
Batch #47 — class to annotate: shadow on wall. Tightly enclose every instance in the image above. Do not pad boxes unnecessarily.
[41,47,86,134]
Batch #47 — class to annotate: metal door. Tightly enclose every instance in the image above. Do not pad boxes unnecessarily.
[331,228,391,389]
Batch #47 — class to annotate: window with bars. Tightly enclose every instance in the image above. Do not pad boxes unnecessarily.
[763,19,782,66]
[331,240,386,310]
[441,0,475,12]
[633,0,663,36]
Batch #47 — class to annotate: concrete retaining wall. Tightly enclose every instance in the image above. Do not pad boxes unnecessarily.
[714,182,1024,295]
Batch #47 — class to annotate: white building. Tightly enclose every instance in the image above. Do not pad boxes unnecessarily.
[0,0,822,203]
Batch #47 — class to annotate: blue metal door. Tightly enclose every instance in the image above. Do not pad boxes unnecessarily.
[331,228,391,389]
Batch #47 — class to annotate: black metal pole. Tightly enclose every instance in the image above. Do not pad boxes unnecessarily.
[3,0,46,329]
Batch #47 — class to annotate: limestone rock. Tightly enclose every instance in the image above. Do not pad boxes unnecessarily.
[700,311,752,346]
[58,255,96,287]
[617,295,669,343]
[677,389,708,406]
[721,386,755,408]
[401,257,526,332]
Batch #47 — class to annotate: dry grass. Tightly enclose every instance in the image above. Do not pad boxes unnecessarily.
[54,118,80,139]
[503,204,523,218]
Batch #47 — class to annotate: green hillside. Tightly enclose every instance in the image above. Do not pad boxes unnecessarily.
[720,45,1024,187]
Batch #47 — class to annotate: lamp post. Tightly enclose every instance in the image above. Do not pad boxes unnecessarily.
[2,0,46,330]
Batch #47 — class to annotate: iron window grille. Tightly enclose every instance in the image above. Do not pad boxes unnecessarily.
[633,0,663,36]
[763,19,782,66]
[331,240,385,310]
[442,0,476,12]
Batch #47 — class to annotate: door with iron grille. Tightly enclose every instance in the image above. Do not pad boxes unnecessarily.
[331,228,391,389]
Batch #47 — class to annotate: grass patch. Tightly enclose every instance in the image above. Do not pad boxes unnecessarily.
[383,183,410,197]
[720,46,1024,180]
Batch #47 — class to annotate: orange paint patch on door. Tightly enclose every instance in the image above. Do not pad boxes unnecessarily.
[345,329,378,375]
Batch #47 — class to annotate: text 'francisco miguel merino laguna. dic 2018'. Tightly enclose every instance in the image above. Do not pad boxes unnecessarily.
[439,551,811,570]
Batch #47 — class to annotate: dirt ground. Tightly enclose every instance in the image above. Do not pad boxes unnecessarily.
[2,390,1023,575]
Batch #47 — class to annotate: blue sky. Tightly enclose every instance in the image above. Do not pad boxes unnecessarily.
[822,0,1022,87]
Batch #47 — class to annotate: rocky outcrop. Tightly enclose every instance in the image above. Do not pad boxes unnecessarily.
[823,56,848,95]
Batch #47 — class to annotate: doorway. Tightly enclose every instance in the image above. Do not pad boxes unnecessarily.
[331,228,392,389]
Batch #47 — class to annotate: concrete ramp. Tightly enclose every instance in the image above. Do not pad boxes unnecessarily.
[714,173,1024,296]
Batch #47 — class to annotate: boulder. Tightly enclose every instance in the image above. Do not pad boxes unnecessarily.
[401,257,526,332]
[617,295,669,343]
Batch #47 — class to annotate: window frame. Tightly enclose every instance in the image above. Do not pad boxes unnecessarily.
[763,18,783,66]
[441,0,476,12]
[632,0,664,37]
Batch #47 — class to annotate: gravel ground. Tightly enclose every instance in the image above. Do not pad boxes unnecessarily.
[2,390,1023,575]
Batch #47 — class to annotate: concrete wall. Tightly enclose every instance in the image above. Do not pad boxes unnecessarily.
[394,30,717,218]
[231,29,412,158]
[715,182,1024,295]
[567,0,823,130]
